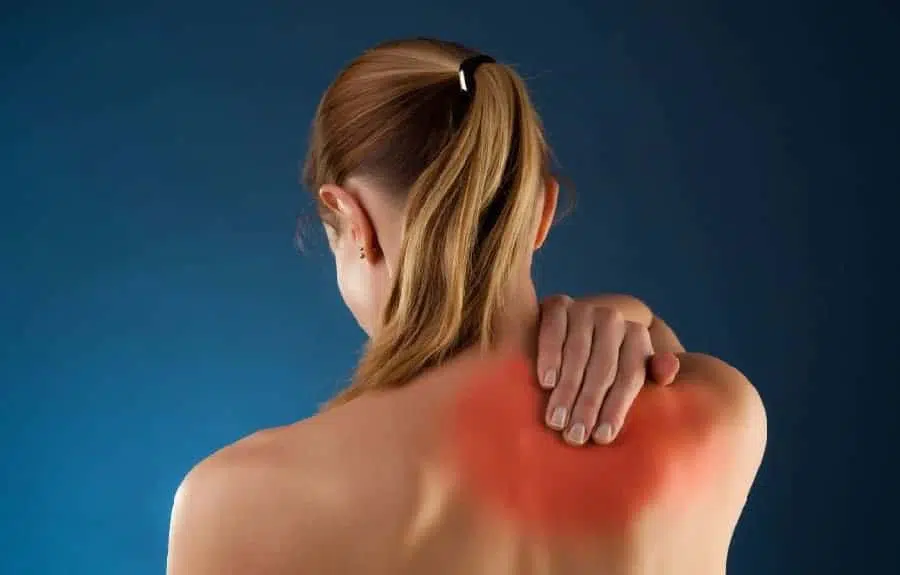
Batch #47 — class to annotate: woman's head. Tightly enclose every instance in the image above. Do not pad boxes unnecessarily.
[303,38,559,406]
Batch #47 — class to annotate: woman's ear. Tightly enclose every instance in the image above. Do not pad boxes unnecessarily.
[318,184,378,255]
[318,184,352,223]
[533,177,559,250]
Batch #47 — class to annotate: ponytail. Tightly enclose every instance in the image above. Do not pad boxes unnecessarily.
[323,55,548,408]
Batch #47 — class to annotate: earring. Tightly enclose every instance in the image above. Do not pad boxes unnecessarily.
[359,247,365,260]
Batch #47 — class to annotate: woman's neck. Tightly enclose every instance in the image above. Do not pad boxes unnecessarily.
[490,279,541,359]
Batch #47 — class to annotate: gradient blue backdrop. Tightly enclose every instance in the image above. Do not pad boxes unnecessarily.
[1,1,894,573]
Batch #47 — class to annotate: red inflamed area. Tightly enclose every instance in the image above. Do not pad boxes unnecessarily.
[442,354,725,540]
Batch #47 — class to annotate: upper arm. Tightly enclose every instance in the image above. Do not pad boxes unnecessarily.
[166,442,344,575]
[675,353,767,493]
[648,315,685,353]
[675,353,767,459]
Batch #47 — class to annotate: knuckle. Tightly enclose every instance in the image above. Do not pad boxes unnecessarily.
[597,360,622,389]
[537,328,563,351]
[537,353,562,376]
[624,322,653,353]
[595,306,624,326]
[582,359,617,395]
[612,371,645,402]
[537,323,565,347]
[619,367,645,388]
[618,352,647,379]
[545,294,573,308]
[576,387,606,411]
[602,385,638,423]
[538,337,564,360]
[595,311,626,341]
[569,300,593,320]
[565,342,592,364]
[587,342,619,378]
[538,313,564,336]
[565,330,593,357]
[540,348,562,366]
[624,319,646,337]
[598,394,624,420]
[553,374,582,398]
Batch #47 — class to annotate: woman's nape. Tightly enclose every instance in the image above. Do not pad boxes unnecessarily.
[303,38,560,407]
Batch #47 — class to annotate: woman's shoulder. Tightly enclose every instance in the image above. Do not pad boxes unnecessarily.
[671,352,768,495]
[166,422,361,573]
[170,422,346,528]
[440,352,766,539]
[596,352,767,513]
[672,352,768,456]
[173,417,365,506]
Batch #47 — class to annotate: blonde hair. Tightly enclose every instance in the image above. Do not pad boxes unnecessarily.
[303,38,553,408]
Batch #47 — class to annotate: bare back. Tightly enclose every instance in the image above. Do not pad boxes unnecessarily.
[276,350,765,575]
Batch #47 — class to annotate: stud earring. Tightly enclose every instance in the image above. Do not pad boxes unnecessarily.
[359,247,365,259]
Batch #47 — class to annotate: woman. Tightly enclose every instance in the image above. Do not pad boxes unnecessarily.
[167,38,766,574]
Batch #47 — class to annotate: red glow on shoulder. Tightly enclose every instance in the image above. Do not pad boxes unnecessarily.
[441,354,723,539]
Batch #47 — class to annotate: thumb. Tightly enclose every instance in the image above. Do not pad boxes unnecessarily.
[649,352,680,386]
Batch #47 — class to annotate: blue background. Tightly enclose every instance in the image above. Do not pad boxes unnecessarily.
[1,1,894,573]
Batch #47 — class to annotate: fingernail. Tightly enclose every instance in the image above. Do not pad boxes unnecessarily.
[549,407,567,430]
[541,370,557,389]
[565,423,587,445]
[593,423,614,444]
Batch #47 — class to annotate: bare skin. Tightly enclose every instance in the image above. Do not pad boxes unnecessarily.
[168,175,765,574]
[167,311,765,575]
[536,294,684,445]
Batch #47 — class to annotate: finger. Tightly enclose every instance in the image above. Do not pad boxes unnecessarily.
[536,295,572,389]
[649,352,680,386]
[593,322,653,444]
[544,301,595,432]
[564,307,627,446]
